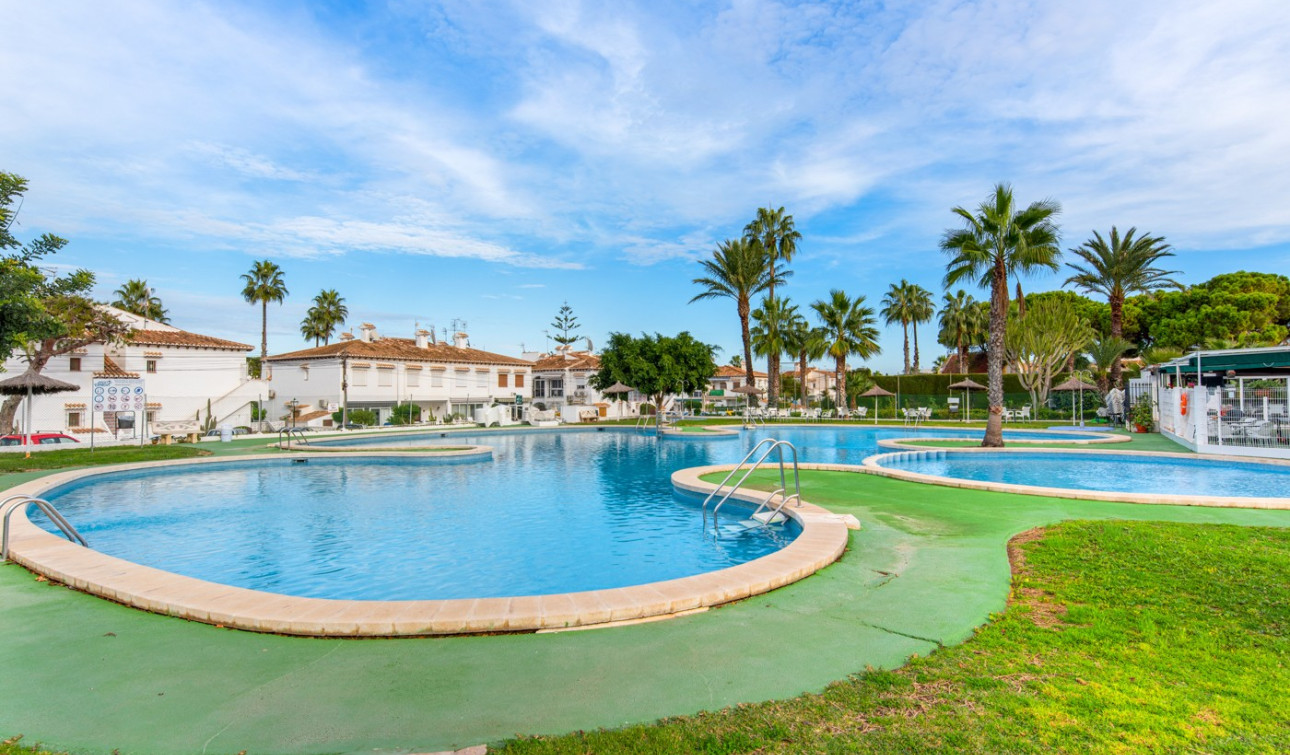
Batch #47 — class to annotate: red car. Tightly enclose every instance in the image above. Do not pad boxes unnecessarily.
[0,433,81,447]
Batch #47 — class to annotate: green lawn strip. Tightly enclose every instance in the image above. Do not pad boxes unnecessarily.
[0,445,208,474]
[891,432,1191,454]
[496,520,1290,753]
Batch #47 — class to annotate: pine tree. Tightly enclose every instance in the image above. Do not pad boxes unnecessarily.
[550,302,581,346]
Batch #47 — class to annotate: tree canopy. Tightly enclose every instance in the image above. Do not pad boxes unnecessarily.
[590,332,718,408]
[1134,271,1290,350]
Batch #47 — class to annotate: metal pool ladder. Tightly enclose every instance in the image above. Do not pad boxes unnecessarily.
[700,438,802,538]
[1,494,89,560]
[277,427,311,448]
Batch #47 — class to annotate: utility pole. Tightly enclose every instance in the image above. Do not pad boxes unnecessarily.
[341,355,349,429]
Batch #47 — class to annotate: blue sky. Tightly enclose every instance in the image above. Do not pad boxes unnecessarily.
[5,0,1290,373]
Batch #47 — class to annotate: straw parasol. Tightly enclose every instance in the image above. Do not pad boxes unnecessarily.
[731,383,764,416]
[859,384,894,425]
[0,370,80,457]
[1052,376,1100,426]
[601,381,635,419]
[947,378,986,424]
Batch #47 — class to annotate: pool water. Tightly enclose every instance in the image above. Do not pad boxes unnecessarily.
[883,451,1290,499]
[35,426,1106,601]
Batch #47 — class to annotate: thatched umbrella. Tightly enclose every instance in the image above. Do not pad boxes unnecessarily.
[0,370,80,457]
[947,378,987,424]
[732,383,764,417]
[859,384,894,424]
[601,381,635,419]
[1053,376,1100,426]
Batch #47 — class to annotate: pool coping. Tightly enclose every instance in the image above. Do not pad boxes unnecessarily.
[876,430,1128,450]
[863,446,1290,509]
[2,452,849,637]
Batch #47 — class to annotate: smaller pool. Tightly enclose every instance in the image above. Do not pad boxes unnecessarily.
[875,450,1290,501]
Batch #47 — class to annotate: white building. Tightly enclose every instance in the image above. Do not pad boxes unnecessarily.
[706,365,769,408]
[529,347,641,421]
[264,324,532,425]
[1,307,262,437]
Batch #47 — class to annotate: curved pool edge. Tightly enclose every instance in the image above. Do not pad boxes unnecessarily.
[2,453,847,637]
[863,446,1290,510]
[875,428,1126,451]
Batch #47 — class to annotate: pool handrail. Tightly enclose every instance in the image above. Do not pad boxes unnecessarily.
[704,439,802,536]
[2,494,88,560]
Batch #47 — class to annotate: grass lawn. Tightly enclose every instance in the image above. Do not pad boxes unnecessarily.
[497,520,1290,753]
[893,432,1191,454]
[0,445,208,474]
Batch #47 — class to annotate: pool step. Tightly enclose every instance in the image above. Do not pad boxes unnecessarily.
[750,510,787,525]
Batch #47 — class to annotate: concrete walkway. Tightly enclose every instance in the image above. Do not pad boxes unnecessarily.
[3,467,1289,753]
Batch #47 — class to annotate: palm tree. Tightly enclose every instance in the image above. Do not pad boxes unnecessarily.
[112,278,169,323]
[745,207,802,406]
[1086,336,1134,393]
[937,290,986,373]
[1064,227,1180,388]
[784,315,827,408]
[811,289,881,411]
[300,309,328,346]
[311,289,349,344]
[750,296,797,405]
[240,260,288,360]
[880,281,914,374]
[942,183,1062,447]
[690,238,781,391]
[908,284,935,373]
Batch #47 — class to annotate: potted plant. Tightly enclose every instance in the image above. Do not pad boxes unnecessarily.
[1130,398,1154,433]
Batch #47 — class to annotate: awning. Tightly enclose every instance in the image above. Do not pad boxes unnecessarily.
[1167,349,1290,374]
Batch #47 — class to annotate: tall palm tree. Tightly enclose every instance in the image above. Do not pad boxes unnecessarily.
[811,289,881,411]
[937,290,986,373]
[311,289,349,344]
[112,278,169,323]
[240,260,288,360]
[880,281,914,374]
[784,315,827,407]
[750,296,797,404]
[745,207,801,406]
[908,284,935,373]
[1064,226,1180,388]
[690,238,781,391]
[942,183,1061,447]
[300,309,328,346]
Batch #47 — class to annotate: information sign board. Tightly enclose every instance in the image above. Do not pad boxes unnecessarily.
[92,378,146,413]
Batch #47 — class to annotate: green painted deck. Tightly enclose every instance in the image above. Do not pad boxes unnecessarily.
[3,433,1288,753]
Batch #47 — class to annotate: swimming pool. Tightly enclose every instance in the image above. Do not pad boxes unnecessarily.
[36,433,799,601]
[872,448,1290,502]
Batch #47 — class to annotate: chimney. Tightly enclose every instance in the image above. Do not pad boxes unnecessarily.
[359,323,377,343]
[339,332,354,342]
[453,331,469,349]
[415,329,431,349]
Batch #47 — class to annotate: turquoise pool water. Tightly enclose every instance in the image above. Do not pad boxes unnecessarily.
[33,426,1107,601]
[881,451,1290,499]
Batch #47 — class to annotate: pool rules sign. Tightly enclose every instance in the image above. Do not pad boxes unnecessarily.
[92,377,146,414]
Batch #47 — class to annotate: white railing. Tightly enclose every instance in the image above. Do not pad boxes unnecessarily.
[1160,384,1290,458]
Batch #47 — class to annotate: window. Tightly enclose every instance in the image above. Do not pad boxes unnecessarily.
[498,373,509,388]
[549,378,564,398]
[146,359,157,374]
[146,410,157,423]
[430,370,443,388]
[69,357,81,372]
[532,378,546,398]
[378,368,394,387]
[476,370,488,388]
[407,368,420,388]
[353,367,369,387]
[66,411,82,428]
[515,373,525,388]
[454,371,467,388]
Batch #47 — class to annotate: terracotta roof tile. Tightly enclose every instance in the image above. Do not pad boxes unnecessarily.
[94,356,140,379]
[266,337,532,367]
[126,329,252,351]
[714,365,767,378]
[531,351,601,371]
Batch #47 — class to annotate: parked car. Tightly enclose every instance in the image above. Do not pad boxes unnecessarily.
[0,433,81,446]
[203,426,254,437]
